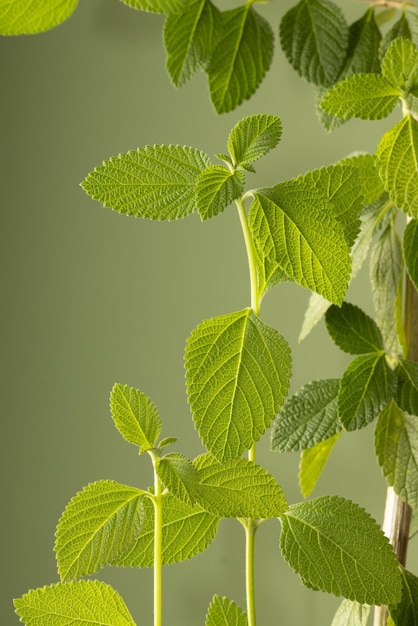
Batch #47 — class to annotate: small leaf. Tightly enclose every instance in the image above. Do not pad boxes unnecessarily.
[279,495,402,605]
[331,599,371,626]
[396,358,418,416]
[55,480,145,581]
[299,432,342,498]
[206,595,248,626]
[0,0,78,35]
[382,37,418,93]
[120,0,184,13]
[196,165,244,220]
[389,568,418,625]
[271,379,341,451]
[185,309,291,461]
[227,114,282,168]
[338,352,396,430]
[207,5,273,113]
[110,383,161,452]
[375,400,418,509]
[159,436,178,449]
[325,302,384,354]
[81,144,211,220]
[157,453,200,506]
[404,218,418,290]
[14,580,136,626]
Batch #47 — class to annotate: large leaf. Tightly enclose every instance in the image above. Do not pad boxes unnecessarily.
[110,383,162,452]
[396,358,418,415]
[325,302,384,354]
[331,599,370,625]
[207,5,273,113]
[404,218,418,290]
[299,432,342,498]
[81,145,211,220]
[185,309,291,461]
[227,114,282,169]
[382,37,418,93]
[55,480,145,581]
[279,495,402,605]
[14,580,136,626]
[196,165,245,220]
[380,9,418,57]
[0,0,78,35]
[389,568,418,625]
[206,595,248,626]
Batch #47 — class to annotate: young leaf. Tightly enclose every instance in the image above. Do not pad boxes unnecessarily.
[157,452,200,506]
[185,309,291,461]
[14,580,136,626]
[389,568,418,625]
[280,0,348,87]
[196,165,245,220]
[325,302,384,355]
[338,352,396,430]
[120,0,184,13]
[0,0,78,35]
[382,37,418,94]
[110,383,161,452]
[299,432,342,498]
[279,495,402,605]
[331,599,371,626]
[396,359,418,416]
[193,454,288,518]
[206,595,248,626]
[207,5,273,114]
[376,114,418,218]
[81,145,211,220]
[227,114,282,169]
[271,379,341,451]
[404,218,418,290]
[375,400,418,509]
[55,480,145,581]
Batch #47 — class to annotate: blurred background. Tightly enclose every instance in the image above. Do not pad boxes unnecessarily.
[2,0,417,624]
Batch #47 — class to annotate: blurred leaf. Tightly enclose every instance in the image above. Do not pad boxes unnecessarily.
[331,599,370,625]
[380,9,418,57]
[227,114,282,168]
[404,218,418,290]
[389,568,418,625]
[396,358,418,416]
[382,37,418,93]
[0,0,78,35]
[120,0,183,13]
[299,292,331,341]
[325,302,384,354]
[299,432,341,498]
[157,453,200,506]
[110,383,161,452]
[196,165,244,220]
[206,595,248,626]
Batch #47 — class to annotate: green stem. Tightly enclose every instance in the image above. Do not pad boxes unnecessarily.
[236,197,261,316]
[245,520,258,626]
[150,451,163,626]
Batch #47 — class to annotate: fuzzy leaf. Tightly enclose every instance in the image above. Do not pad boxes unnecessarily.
[119,0,183,13]
[206,595,248,626]
[110,383,161,452]
[404,218,418,290]
[396,359,418,417]
[325,302,384,355]
[331,599,370,626]
[345,153,385,205]
[280,495,401,605]
[0,0,78,35]
[382,37,418,93]
[157,453,200,506]
[185,309,291,461]
[207,5,273,113]
[389,568,418,625]
[196,165,244,220]
[81,145,211,220]
[299,432,341,498]
[227,114,282,168]
[55,480,145,581]
[14,580,136,626]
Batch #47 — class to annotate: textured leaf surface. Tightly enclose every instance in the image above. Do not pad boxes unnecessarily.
[55,480,144,581]
[157,453,200,506]
[81,145,211,220]
[380,9,418,57]
[280,495,401,605]
[196,165,244,220]
[207,5,273,113]
[389,568,418,625]
[206,595,248,626]
[227,114,282,168]
[120,0,183,13]
[110,383,161,452]
[299,433,341,498]
[345,153,384,205]
[13,580,135,626]
[396,358,418,415]
[299,292,331,341]
[331,599,370,625]
[325,302,384,354]
[382,37,418,93]
[404,218,418,290]
[271,379,341,451]
[185,309,291,461]
[0,0,78,34]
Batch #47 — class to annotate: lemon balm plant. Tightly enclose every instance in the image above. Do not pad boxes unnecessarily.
[3,1,418,625]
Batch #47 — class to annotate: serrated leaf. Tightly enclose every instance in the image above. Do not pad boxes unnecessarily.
[0,0,78,35]
[110,383,161,452]
[81,144,211,220]
[112,492,219,566]
[227,114,282,168]
[196,165,244,220]
[119,0,184,13]
[331,599,370,626]
[55,480,145,581]
[157,453,200,506]
[299,432,341,498]
[207,5,273,114]
[279,495,402,605]
[164,0,220,87]
[404,218,418,290]
[345,153,385,205]
[271,379,341,451]
[338,352,396,430]
[13,580,136,626]
[299,292,331,341]
[382,37,418,93]
[193,454,288,518]
[396,358,418,416]
[185,309,291,461]
[376,114,418,218]
[280,0,348,87]
[375,400,418,509]
[206,595,248,626]
[343,8,382,75]
[325,302,384,354]
[389,568,418,625]
[380,9,418,57]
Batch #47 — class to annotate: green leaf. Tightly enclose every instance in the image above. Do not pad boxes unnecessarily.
[343,8,382,75]
[279,495,402,605]
[112,492,219,566]
[13,580,136,626]
[158,436,178,449]
[280,0,348,87]
[119,0,184,13]
[110,383,161,452]
[164,0,220,87]
[185,309,291,461]
[299,292,331,341]
[196,165,244,220]
[157,452,200,506]
[271,379,341,451]
[81,145,211,220]
[376,114,418,218]
[389,568,418,625]
[338,352,396,430]
[299,432,342,498]
[404,218,418,290]
[325,302,384,354]
[207,5,273,114]
[227,114,282,168]
[345,153,385,205]
[0,0,78,35]
[380,9,418,57]
[55,480,145,581]
[331,599,371,626]
[193,454,288,518]
[382,37,418,93]
[206,595,248,626]
[375,400,418,509]
[396,358,418,416]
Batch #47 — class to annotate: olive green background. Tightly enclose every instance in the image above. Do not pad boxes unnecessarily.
[2,1,417,624]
